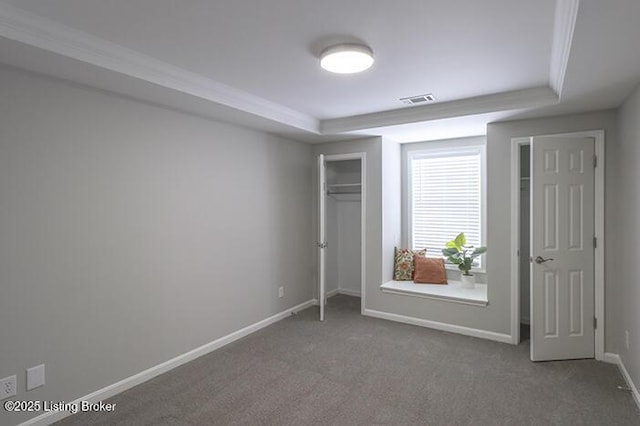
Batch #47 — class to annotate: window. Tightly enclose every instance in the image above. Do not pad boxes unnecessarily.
[406,138,486,267]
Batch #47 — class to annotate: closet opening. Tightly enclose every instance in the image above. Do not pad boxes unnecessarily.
[519,144,531,343]
[318,153,366,321]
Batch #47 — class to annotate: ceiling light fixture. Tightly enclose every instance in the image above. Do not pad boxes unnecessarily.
[320,44,374,74]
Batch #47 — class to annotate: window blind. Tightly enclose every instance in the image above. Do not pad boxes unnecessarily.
[410,150,482,256]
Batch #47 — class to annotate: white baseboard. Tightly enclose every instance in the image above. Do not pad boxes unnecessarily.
[338,288,361,298]
[325,288,340,298]
[603,352,620,365]
[363,308,512,344]
[603,352,640,410]
[20,299,316,426]
[325,289,361,298]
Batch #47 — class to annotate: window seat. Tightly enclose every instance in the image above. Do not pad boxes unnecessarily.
[380,280,488,307]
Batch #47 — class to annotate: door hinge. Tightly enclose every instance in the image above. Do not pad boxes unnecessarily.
[593,236,597,248]
[317,241,328,248]
[594,317,597,329]
[593,155,597,168]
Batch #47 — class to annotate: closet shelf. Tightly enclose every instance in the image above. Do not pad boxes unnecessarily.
[327,183,361,196]
[328,183,361,188]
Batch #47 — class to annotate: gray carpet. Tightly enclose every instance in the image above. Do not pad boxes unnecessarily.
[56,295,639,425]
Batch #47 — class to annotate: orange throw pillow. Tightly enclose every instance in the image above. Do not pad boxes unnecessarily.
[413,256,448,284]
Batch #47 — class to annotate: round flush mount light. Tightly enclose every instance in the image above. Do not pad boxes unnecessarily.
[320,44,374,74]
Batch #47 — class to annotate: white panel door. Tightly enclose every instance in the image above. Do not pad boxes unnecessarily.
[531,136,595,361]
[317,154,326,321]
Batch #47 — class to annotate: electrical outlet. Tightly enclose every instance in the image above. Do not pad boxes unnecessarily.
[26,364,45,391]
[625,330,630,350]
[278,286,284,298]
[0,375,17,400]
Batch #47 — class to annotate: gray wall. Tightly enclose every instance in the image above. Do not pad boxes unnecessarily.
[615,83,640,388]
[381,139,402,284]
[325,195,339,294]
[0,66,314,425]
[336,201,362,294]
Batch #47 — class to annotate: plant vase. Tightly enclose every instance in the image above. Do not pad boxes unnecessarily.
[460,274,476,289]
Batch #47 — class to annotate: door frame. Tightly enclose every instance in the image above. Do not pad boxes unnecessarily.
[321,152,367,315]
[509,130,605,360]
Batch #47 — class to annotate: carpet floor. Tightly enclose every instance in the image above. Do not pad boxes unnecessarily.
[56,295,639,425]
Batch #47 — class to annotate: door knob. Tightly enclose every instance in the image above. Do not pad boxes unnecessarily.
[534,256,554,264]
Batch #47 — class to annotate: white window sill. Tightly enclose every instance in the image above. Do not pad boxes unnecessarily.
[380,280,488,307]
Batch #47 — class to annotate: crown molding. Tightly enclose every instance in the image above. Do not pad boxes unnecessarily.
[0,2,319,133]
[549,0,580,96]
[320,86,559,134]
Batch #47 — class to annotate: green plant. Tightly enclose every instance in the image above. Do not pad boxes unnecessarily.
[441,233,487,276]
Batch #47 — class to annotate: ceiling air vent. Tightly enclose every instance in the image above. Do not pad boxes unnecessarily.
[400,93,436,105]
